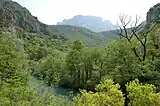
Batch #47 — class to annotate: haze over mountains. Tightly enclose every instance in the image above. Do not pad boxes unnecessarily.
[57,15,116,32]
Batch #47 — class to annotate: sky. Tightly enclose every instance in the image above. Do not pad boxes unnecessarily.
[12,0,159,25]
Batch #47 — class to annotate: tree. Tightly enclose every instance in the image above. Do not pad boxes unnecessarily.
[74,79,124,106]
[116,14,156,62]
[126,79,160,106]
[66,41,104,89]
[66,40,84,88]
[102,40,143,87]
[0,33,28,87]
[0,33,55,106]
[0,85,55,106]
[75,48,104,89]
[115,14,160,90]
[35,53,64,86]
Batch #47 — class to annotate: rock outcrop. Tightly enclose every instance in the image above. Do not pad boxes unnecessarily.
[0,0,48,34]
[147,3,160,24]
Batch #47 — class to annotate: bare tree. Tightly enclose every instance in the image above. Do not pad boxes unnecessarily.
[116,14,156,62]
[117,14,132,41]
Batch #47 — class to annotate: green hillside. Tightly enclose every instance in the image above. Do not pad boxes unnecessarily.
[1,0,160,106]
[47,25,110,47]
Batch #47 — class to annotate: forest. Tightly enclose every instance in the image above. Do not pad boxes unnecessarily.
[1,0,160,106]
[1,20,160,106]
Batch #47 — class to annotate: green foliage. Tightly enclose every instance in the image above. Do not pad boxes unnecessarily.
[0,33,56,106]
[65,40,104,89]
[1,23,160,106]
[66,40,84,88]
[47,25,109,47]
[0,33,27,86]
[21,33,68,61]
[102,40,144,85]
[35,53,65,86]
[74,79,124,106]
[1,1,160,104]
[0,85,54,106]
[126,79,160,106]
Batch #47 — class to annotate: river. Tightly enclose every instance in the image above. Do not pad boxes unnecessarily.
[28,76,76,105]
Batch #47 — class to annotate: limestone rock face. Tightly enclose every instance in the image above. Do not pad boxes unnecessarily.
[147,3,160,24]
[0,0,48,34]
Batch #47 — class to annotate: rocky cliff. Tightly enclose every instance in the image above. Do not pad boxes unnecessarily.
[0,0,48,34]
[147,3,160,24]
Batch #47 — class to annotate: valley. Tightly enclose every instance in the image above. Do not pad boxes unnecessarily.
[0,0,160,106]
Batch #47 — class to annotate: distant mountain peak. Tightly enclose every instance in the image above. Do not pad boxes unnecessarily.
[57,15,116,32]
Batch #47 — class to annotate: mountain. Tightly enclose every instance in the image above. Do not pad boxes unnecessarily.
[0,0,116,47]
[57,15,116,32]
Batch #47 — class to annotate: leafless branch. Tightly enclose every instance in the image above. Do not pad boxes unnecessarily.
[116,14,156,62]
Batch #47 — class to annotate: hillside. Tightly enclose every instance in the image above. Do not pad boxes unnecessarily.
[47,25,110,47]
[0,0,114,47]
[1,1,160,106]
[0,0,48,34]
[57,15,116,32]
[100,30,119,39]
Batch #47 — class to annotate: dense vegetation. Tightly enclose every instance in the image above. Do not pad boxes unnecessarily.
[1,1,160,106]
[1,23,160,106]
[0,32,54,105]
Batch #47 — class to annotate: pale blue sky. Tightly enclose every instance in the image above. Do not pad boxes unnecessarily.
[12,0,159,25]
